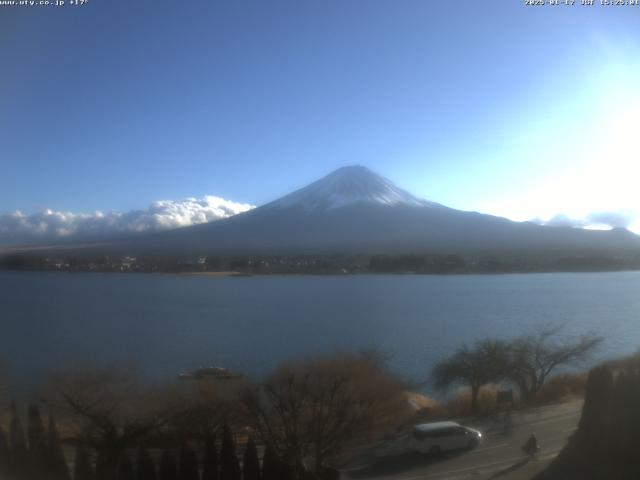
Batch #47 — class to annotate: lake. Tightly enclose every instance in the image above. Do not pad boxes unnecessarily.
[1,270,639,393]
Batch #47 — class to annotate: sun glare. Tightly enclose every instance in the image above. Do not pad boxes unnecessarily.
[481,69,640,234]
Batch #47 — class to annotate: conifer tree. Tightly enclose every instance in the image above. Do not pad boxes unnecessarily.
[136,445,157,480]
[279,460,294,480]
[47,414,71,480]
[117,454,134,480]
[609,371,631,459]
[159,450,178,480]
[220,426,241,480]
[95,449,116,480]
[242,438,260,480]
[178,443,199,480]
[10,401,28,478]
[576,366,614,458]
[202,434,219,480]
[628,369,640,477]
[73,444,94,480]
[260,445,279,480]
[0,425,10,477]
[27,404,47,479]
[28,405,46,458]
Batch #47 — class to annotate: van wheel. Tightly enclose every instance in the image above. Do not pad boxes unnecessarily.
[467,439,478,450]
[429,446,441,456]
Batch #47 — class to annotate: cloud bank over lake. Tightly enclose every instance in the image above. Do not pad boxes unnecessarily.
[0,196,255,245]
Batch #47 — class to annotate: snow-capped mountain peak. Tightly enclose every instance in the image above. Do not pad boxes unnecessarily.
[264,165,436,211]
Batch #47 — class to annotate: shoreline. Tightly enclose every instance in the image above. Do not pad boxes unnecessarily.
[180,271,253,277]
[3,267,640,277]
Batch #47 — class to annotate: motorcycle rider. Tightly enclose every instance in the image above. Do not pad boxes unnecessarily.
[522,434,539,455]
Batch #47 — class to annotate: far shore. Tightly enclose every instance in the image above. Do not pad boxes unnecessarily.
[180,270,253,277]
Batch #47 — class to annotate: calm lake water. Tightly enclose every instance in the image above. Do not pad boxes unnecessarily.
[1,270,640,392]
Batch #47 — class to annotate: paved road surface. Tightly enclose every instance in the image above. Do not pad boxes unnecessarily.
[342,400,582,480]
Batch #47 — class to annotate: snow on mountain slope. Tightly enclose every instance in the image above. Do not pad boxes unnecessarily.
[263,165,439,211]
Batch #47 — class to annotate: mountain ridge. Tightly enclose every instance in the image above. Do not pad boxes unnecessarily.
[4,166,640,258]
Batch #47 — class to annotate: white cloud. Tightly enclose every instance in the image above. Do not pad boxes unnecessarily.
[0,196,255,245]
[532,210,639,232]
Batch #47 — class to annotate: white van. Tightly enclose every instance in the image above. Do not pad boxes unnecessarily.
[410,421,482,455]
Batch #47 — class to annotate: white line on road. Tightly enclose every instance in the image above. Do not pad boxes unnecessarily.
[527,411,580,427]
[470,443,509,454]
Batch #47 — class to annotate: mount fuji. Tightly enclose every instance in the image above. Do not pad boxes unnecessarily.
[100,165,640,257]
[263,165,434,211]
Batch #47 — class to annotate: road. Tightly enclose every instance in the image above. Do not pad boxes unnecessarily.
[342,400,582,480]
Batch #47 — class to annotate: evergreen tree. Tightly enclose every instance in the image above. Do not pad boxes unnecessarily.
[242,438,260,480]
[609,372,631,460]
[9,401,28,478]
[47,414,71,480]
[74,444,94,480]
[136,446,156,480]
[178,443,199,480]
[26,405,45,447]
[158,450,178,480]
[202,434,219,480]
[95,449,117,480]
[279,460,294,480]
[27,404,47,479]
[576,366,614,458]
[0,425,10,477]
[625,369,640,472]
[117,454,134,480]
[260,445,279,480]
[220,426,240,480]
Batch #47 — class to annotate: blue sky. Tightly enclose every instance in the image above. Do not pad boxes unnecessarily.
[2,0,640,235]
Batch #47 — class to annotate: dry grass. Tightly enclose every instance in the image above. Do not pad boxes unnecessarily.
[405,385,506,422]
[406,375,589,424]
[443,385,502,417]
[534,373,587,405]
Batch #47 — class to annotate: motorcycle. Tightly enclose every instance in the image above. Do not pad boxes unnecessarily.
[521,434,540,457]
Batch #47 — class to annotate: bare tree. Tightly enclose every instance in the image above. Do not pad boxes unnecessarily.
[42,366,184,478]
[431,339,510,414]
[162,380,249,441]
[242,351,405,476]
[507,326,602,403]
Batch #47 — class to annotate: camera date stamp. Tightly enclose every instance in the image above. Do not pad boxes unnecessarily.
[525,0,640,5]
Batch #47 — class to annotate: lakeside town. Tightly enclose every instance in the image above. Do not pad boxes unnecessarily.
[3,252,640,276]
